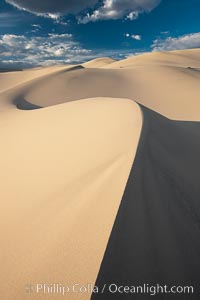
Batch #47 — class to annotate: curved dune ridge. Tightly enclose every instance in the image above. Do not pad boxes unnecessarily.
[0,48,200,299]
[2,48,200,119]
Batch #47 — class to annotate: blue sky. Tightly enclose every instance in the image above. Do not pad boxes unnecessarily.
[0,0,200,68]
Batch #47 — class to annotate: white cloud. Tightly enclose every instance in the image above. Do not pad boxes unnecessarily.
[131,35,141,41]
[79,0,161,23]
[126,11,139,20]
[30,24,42,33]
[125,33,142,41]
[0,33,94,68]
[32,24,42,28]
[152,32,200,51]
[160,31,170,35]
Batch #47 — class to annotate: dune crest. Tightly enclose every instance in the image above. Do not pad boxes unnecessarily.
[83,57,116,68]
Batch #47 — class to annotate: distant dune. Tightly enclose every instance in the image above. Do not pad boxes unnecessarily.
[1,48,200,299]
[83,57,116,68]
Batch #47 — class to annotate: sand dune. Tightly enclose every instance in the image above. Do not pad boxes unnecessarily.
[0,48,200,299]
[1,48,199,119]
[104,48,200,68]
[0,97,142,300]
[0,65,73,93]
[83,57,116,68]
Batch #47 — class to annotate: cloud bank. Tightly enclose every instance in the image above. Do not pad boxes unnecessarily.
[6,0,161,22]
[0,33,94,68]
[0,33,138,68]
[152,32,200,51]
[5,0,98,17]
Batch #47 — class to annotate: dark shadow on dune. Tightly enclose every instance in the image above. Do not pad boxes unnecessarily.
[187,67,200,71]
[92,105,200,299]
[54,64,85,76]
[14,97,42,110]
[0,68,23,73]
[67,65,85,71]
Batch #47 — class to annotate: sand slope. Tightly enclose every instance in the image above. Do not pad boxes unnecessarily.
[0,48,200,299]
[0,97,142,300]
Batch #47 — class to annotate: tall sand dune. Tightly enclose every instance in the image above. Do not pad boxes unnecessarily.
[0,97,142,300]
[1,48,200,299]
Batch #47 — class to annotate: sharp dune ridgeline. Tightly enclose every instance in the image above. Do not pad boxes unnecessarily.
[1,48,200,300]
